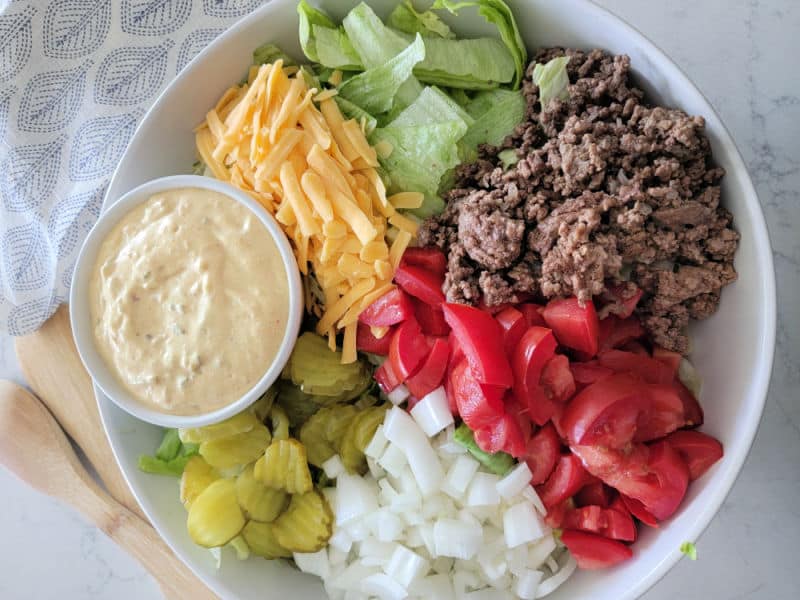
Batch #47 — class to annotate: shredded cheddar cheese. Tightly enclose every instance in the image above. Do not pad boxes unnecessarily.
[197,61,408,362]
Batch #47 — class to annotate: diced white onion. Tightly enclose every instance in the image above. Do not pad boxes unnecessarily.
[410,387,454,437]
[503,502,546,548]
[360,573,407,600]
[294,549,331,579]
[377,444,406,478]
[322,455,345,479]
[329,528,353,553]
[384,545,429,588]
[367,457,385,479]
[409,573,456,600]
[466,472,502,507]
[382,407,443,496]
[527,534,557,570]
[522,485,547,516]
[441,454,480,499]
[496,462,533,499]
[336,474,379,526]
[515,569,543,600]
[433,518,483,559]
[506,545,529,577]
[387,384,410,405]
[367,509,404,543]
[535,556,577,598]
[364,425,389,459]
[328,561,379,590]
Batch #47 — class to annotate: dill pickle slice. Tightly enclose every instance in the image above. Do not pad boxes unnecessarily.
[242,520,291,559]
[226,535,250,560]
[270,405,290,441]
[235,464,289,522]
[288,332,369,397]
[298,404,359,467]
[276,382,321,428]
[324,405,359,448]
[187,479,245,548]
[340,405,389,474]
[253,438,313,494]
[180,412,261,444]
[250,387,278,423]
[272,490,333,553]
[180,455,220,508]
[199,425,271,471]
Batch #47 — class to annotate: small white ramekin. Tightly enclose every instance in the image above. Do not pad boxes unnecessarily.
[70,174,303,429]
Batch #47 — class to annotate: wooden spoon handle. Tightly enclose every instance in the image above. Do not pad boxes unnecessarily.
[15,305,144,519]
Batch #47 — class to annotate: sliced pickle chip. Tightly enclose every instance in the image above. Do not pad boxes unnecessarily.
[242,520,291,559]
[180,412,261,444]
[250,387,278,423]
[235,464,289,523]
[276,381,321,428]
[299,404,358,467]
[180,455,219,508]
[187,479,245,548]
[199,424,271,470]
[226,535,250,560]
[272,490,333,553]
[270,406,290,441]
[287,332,369,397]
[340,405,389,474]
[253,438,313,494]
[324,405,359,449]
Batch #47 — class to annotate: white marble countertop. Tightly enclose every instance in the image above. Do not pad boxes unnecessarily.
[1,0,798,598]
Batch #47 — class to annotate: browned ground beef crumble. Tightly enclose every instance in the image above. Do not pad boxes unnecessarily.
[418,48,739,354]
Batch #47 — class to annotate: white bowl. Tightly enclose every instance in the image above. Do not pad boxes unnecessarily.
[70,175,304,429]
[92,1,776,598]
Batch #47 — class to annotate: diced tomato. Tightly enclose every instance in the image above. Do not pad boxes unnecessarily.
[388,318,430,381]
[675,380,704,428]
[598,350,674,385]
[598,315,646,352]
[442,303,513,388]
[449,359,506,430]
[665,430,723,480]
[619,340,649,356]
[400,246,447,277]
[575,481,612,508]
[620,494,659,528]
[359,288,414,327]
[570,361,614,386]
[563,505,604,534]
[413,299,450,336]
[507,393,533,443]
[561,373,649,448]
[405,337,451,399]
[477,299,516,315]
[652,346,682,378]
[600,283,643,319]
[495,307,527,355]
[641,439,689,520]
[524,423,561,486]
[560,530,633,569]
[542,297,599,356]
[543,499,572,529]
[634,384,685,442]
[375,359,402,394]
[511,327,557,424]
[536,453,591,509]
[518,303,546,327]
[356,322,393,355]
[541,354,576,403]
[562,504,636,542]
[394,264,445,306]
[474,411,527,458]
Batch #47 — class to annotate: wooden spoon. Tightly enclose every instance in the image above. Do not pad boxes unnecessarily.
[0,380,216,600]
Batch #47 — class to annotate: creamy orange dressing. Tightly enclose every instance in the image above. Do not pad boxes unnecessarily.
[90,187,289,415]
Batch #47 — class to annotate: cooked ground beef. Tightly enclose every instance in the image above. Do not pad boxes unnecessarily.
[418,48,739,354]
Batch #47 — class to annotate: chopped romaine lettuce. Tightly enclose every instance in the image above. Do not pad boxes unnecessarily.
[498,148,519,169]
[338,34,426,114]
[460,88,525,152]
[389,85,474,129]
[335,96,378,135]
[432,0,527,88]
[388,0,456,38]
[680,541,698,560]
[252,42,296,66]
[297,0,362,69]
[532,56,571,108]
[453,423,515,475]
[155,428,182,461]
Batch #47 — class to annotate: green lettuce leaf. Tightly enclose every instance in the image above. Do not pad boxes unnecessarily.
[297,0,362,69]
[297,0,335,62]
[459,87,525,152]
[432,0,527,88]
[338,34,426,114]
[252,43,296,66]
[335,96,378,135]
[532,56,571,108]
[388,0,456,38]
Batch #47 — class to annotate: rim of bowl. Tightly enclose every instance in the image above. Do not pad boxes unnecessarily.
[70,174,304,429]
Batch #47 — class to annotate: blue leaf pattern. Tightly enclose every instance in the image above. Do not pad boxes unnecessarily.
[0,0,269,334]
[0,136,65,214]
[0,5,35,82]
[176,27,222,73]
[2,222,55,293]
[69,111,141,180]
[17,61,91,133]
[95,40,173,105]
[121,0,192,37]
[43,0,112,59]
[202,0,261,19]
[47,184,105,258]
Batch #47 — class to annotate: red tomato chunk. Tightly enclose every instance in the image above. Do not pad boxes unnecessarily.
[405,337,450,400]
[359,288,414,327]
[400,246,447,277]
[542,297,599,356]
[394,264,446,306]
[356,322,393,355]
[560,530,633,569]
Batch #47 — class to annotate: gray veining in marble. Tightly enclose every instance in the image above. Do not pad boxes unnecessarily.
[1,0,798,598]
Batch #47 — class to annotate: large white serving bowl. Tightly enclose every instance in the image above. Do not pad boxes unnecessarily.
[95,1,775,598]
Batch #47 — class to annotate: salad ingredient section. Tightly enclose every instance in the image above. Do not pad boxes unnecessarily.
[90,187,290,415]
[419,48,739,354]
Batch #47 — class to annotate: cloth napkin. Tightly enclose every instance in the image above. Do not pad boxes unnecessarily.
[0,0,270,335]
